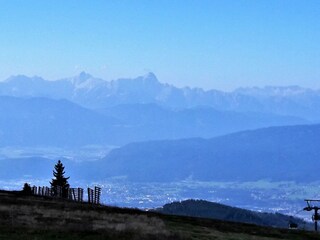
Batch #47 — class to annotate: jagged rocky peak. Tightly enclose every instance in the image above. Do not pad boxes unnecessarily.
[114,72,162,90]
[137,72,162,88]
[129,72,158,84]
[79,71,92,80]
[68,72,109,90]
[71,71,93,85]
[142,72,158,82]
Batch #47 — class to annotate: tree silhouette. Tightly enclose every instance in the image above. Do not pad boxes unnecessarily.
[22,183,32,195]
[50,160,70,198]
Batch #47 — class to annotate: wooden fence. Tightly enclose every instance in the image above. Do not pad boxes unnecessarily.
[87,186,101,204]
[31,185,101,204]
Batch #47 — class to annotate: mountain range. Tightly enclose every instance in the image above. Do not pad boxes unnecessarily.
[1,72,320,120]
[0,71,311,147]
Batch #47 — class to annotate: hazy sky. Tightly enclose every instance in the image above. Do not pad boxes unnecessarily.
[0,0,319,90]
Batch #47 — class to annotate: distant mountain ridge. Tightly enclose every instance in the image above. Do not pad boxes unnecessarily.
[98,123,320,182]
[2,123,320,184]
[97,103,306,140]
[0,96,117,147]
[1,72,320,120]
[0,95,305,148]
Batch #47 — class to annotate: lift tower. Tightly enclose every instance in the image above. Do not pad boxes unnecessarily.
[304,199,320,232]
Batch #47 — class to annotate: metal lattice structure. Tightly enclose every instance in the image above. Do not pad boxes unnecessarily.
[303,199,320,231]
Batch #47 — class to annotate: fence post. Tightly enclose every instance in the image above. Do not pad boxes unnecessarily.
[32,186,37,195]
[79,188,83,202]
[87,188,91,203]
[45,187,50,196]
[94,186,101,205]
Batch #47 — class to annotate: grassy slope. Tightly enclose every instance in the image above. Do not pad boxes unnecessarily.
[156,199,310,230]
[0,191,318,240]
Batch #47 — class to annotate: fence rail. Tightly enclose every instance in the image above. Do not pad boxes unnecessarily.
[31,185,101,204]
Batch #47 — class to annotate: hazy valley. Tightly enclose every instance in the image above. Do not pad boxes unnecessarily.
[0,72,319,222]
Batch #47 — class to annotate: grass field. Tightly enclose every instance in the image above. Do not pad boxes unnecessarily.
[0,190,319,240]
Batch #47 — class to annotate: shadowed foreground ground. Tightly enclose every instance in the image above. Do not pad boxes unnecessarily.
[0,190,319,240]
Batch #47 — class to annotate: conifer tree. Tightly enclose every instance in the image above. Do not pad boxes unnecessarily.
[22,183,32,195]
[50,160,70,198]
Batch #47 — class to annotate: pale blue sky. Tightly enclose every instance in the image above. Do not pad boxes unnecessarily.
[0,0,319,90]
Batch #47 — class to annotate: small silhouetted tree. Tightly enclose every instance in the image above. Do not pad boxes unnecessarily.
[50,160,70,198]
[22,183,32,195]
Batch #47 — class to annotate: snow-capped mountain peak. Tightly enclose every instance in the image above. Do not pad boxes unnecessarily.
[66,72,107,91]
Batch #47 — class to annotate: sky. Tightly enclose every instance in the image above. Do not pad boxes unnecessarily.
[0,0,319,90]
